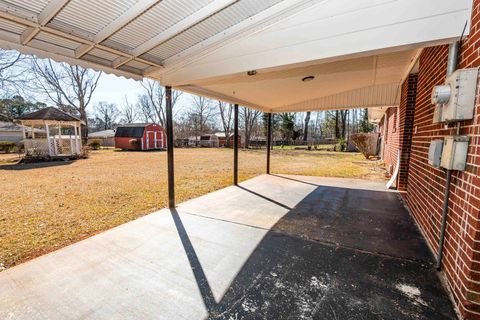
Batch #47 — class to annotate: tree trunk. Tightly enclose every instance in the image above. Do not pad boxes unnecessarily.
[303,111,311,142]
[335,110,340,139]
[340,110,348,139]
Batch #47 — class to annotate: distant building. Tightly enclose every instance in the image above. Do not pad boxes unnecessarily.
[88,129,115,147]
[115,123,165,151]
[0,121,44,143]
[214,132,241,147]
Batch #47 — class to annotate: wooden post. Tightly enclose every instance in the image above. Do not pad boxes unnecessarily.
[58,125,62,155]
[21,122,26,155]
[45,123,52,156]
[77,124,82,153]
[233,104,239,185]
[166,86,175,208]
[266,113,272,174]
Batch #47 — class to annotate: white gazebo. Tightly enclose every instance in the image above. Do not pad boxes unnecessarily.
[16,107,83,158]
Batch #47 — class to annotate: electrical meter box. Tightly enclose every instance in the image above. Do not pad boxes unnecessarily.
[428,140,444,167]
[441,68,479,122]
[440,136,469,170]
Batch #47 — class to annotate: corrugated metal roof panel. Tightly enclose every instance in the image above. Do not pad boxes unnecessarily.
[51,0,137,37]
[0,19,26,35]
[89,48,120,61]
[35,31,80,50]
[1,0,50,15]
[125,60,150,70]
[106,0,215,50]
[118,64,144,75]
[145,0,283,61]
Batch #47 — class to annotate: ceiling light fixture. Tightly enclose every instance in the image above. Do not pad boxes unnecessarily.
[302,76,315,82]
[247,70,257,76]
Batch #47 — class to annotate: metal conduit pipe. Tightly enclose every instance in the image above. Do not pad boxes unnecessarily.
[435,41,459,271]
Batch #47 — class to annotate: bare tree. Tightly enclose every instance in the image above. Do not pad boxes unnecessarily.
[0,50,29,97]
[95,101,119,130]
[240,107,261,148]
[120,96,137,124]
[30,57,101,137]
[218,101,234,147]
[138,79,182,126]
[188,96,215,142]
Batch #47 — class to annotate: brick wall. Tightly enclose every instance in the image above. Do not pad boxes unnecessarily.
[379,106,400,181]
[404,1,480,318]
[397,74,417,191]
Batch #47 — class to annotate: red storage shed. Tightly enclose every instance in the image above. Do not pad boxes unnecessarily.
[114,123,166,151]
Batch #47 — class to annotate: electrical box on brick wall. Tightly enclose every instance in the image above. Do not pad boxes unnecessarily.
[440,136,469,171]
[428,140,444,167]
[431,68,479,123]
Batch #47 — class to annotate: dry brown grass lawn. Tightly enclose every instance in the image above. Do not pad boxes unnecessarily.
[0,148,385,270]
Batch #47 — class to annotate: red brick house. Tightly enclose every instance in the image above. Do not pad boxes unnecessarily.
[114,123,165,151]
[375,3,480,316]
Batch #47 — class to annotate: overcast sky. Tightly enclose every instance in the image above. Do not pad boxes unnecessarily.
[90,73,144,110]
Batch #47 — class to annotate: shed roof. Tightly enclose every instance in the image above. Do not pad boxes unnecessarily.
[16,107,81,122]
[0,0,472,112]
[118,123,156,128]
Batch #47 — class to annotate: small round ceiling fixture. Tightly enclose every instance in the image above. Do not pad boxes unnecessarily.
[302,76,315,82]
[247,70,257,76]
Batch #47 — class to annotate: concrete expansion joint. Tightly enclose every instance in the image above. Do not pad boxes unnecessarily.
[178,209,271,231]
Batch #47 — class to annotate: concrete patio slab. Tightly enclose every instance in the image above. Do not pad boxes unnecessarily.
[0,174,456,319]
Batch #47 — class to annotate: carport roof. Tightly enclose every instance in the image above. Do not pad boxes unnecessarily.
[0,0,473,111]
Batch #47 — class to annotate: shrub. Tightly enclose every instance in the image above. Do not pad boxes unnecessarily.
[0,141,16,153]
[89,139,101,150]
[337,138,347,152]
[351,133,379,159]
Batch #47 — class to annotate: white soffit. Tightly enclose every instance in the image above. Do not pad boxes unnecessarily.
[0,0,473,110]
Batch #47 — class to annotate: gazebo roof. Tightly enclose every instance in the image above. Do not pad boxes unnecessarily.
[16,107,81,122]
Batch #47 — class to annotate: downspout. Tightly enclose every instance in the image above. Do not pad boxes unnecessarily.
[435,41,459,270]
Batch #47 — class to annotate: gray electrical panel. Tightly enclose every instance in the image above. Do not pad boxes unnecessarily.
[428,140,444,167]
[442,69,479,122]
[440,136,469,171]
[431,68,479,123]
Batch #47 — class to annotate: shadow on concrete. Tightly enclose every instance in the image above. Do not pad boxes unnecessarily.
[171,177,456,320]
[0,160,73,170]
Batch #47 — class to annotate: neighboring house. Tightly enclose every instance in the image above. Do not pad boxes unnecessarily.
[188,135,218,147]
[88,129,115,147]
[214,132,241,147]
[199,134,219,147]
[0,121,44,142]
[115,123,165,151]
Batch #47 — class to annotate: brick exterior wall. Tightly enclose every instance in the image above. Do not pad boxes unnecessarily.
[397,74,418,191]
[403,1,480,318]
[379,106,400,181]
